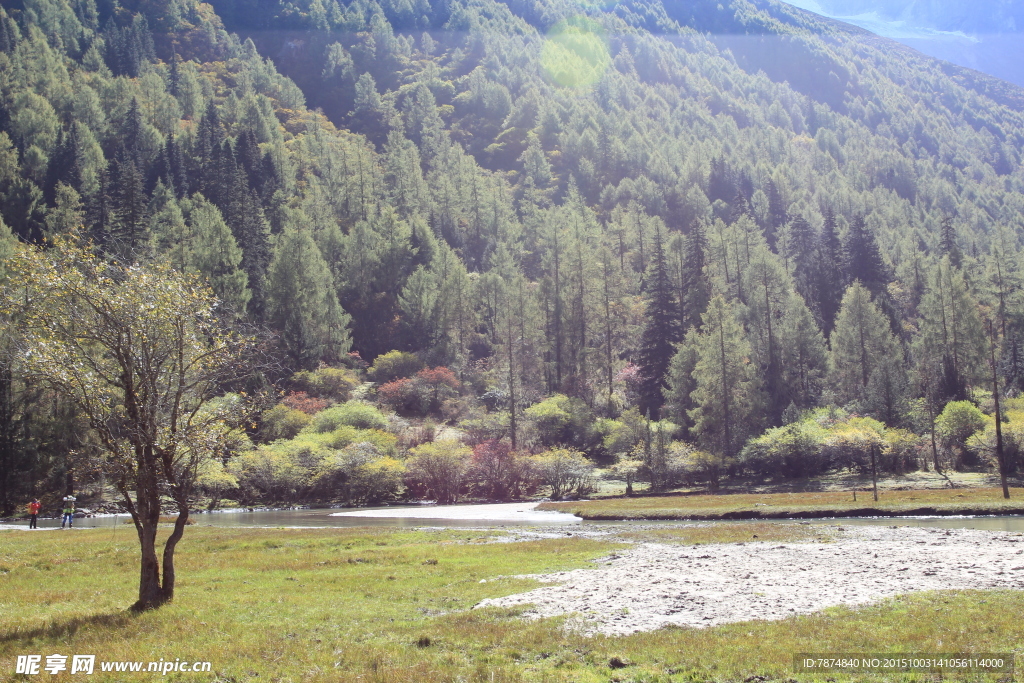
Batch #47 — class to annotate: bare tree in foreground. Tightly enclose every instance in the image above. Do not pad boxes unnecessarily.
[1,234,254,610]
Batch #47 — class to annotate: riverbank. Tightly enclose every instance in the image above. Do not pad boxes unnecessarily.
[3,523,1024,681]
[539,487,1024,520]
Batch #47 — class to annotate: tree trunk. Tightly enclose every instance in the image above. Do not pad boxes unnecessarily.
[135,520,164,610]
[870,444,878,502]
[131,447,169,611]
[989,319,1010,499]
[161,503,190,601]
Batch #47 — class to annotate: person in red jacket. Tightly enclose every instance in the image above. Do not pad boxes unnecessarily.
[28,499,41,529]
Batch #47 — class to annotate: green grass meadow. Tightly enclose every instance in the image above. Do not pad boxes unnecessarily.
[1,524,1022,682]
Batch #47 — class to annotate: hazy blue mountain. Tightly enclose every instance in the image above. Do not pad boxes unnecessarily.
[786,0,1024,87]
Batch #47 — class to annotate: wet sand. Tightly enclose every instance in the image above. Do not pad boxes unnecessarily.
[330,501,581,523]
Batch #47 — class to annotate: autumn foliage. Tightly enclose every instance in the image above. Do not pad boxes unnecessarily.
[378,366,461,416]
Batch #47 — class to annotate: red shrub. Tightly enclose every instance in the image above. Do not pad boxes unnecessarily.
[280,391,331,415]
[378,367,462,416]
[470,439,535,500]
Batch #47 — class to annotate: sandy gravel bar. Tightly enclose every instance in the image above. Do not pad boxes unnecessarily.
[475,526,1024,636]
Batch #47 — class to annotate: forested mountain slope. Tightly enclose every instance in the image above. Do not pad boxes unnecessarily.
[2,0,1024,509]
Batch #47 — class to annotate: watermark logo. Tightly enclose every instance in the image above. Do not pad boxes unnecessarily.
[15,654,210,675]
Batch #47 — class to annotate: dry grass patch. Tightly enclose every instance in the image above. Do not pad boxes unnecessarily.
[540,487,1024,520]
[609,521,837,545]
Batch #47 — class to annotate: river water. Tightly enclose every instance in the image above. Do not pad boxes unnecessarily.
[7,504,1024,532]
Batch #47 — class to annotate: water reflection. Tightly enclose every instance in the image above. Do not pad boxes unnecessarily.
[6,506,1024,532]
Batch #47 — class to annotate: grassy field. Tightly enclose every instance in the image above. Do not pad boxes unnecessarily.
[2,523,1023,682]
[539,487,1024,520]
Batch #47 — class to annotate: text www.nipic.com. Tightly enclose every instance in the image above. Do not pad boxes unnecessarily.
[103,660,212,674]
[15,655,212,675]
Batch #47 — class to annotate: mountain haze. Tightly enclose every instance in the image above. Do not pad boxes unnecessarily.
[786,0,1024,89]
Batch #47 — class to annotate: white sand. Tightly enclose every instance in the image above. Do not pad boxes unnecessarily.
[475,525,1024,635]
[330,501,581,523]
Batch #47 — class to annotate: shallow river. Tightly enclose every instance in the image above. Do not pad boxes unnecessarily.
[7,503,1024,533]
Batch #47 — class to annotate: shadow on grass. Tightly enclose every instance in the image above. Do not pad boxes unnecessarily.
[0,611,134,645]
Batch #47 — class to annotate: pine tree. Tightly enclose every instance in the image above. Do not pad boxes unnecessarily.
[779,293,828,408]
[195,101,225,181]
[120,97,145,172]
[109,154,150,261]
[689,294,762,458]
[44,124,83,204]
[845,213,888,296]
[86,167,113,248]
[707,157,733,204]
[44,183,84,237]
[785,214,816,306]
[635,225,681,418]
[168,51,181,98]
[681,222,710,331]
[939,215,962,268]
[236,189,271,322]
[665,327,700,432]
[764,178,787,249]
[816,206,844,334]
[235,129,263,190]
[828,282,901,408]
[151,135,189,199]
[915,257,986,402]
[267,227,353,370]
[742,244,789,425]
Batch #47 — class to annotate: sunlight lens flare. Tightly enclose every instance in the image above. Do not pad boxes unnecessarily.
[541,16,611,89]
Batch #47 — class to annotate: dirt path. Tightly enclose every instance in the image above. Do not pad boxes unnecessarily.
[476,526,1024,635]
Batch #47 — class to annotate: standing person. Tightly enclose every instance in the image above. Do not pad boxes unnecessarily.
[28,498,41,529]
[61,494,76,529]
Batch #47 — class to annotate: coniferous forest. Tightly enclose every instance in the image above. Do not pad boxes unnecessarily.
[3,0,1024,512]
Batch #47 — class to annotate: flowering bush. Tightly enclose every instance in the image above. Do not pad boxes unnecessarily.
[378,367,461,416]
[405,441,472,504]
[367,350,424,383]
[259,404,312,442]
[470,440,535,500]
[308,400,389,431]
[530,448,595,500]
[280,391,331,415]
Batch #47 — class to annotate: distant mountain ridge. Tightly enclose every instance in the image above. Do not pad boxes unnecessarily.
[785,0,1024,89]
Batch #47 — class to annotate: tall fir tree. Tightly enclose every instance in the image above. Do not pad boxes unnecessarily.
[779,293,829,409]
[742,245,789,425]
[689,294,762,458]
[785,214,816,306]
[236,189,271,322]
[44,124,83,204]
[267,227,352,370]
[915,257,986,402]
[828,282,902,408]
[816,206,844,334]
[845,213,888,296]
[681,222,710,331]
[108,153,149,260]
[635,225,681,418]
[939,215,963,269]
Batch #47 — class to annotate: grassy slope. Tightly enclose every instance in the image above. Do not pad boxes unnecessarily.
[539,487,1024,520]
[2,525,1023,682]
